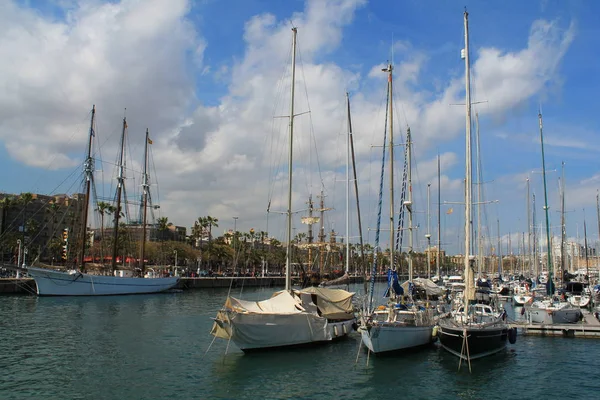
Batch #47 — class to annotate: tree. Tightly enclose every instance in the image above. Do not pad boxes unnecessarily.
[157,217,170,242]
[205,216,219,243]
[0,195,17,236]
[95,201,113,241]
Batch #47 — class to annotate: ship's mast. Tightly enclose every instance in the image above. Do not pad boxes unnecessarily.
[79,105,96,272]
[284,27,298,292]
[463,10,474,302]
[111,116,127,272]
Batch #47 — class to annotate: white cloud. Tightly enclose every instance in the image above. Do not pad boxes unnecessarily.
[0,0,579,253]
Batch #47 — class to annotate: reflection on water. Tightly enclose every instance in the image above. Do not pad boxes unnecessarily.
[0,287,597,400]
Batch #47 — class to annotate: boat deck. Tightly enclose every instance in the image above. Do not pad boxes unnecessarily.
[512,310,600,338]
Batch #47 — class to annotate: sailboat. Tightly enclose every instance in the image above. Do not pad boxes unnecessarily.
[358,63,435,354]
[437,10,514,363]
[25,106,179,296]
[210,28,356,352]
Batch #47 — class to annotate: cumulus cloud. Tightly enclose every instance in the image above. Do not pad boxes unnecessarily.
[0,0,578,250]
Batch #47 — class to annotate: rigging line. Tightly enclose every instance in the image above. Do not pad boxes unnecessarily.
[296,39,325,191]
[368,82,389,313]
[28,109,92,194]
[266,44,293,212]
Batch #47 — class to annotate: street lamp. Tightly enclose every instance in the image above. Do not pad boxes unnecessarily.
[22,247,28,268]
[173,250,178,276]
[16,239,22,278]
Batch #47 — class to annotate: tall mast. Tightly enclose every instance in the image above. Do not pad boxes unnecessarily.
[426,182,431,279]
[383,63,395,271]
[560,162,566,283]
[475,112,483,279]
[348,93,366,278]
[463,10,474,302]
[584,217,590,282]
[140,128,150,275]
[345,93,351,274]
[437,153,441,281]
[527,178,532,277]
[406,127,414,282]
[533,193,538,277]
[539,111,553,293]
[597,191,600,263]
[111,116,127,272]
[79,105,95,272]
[284,27,297,292]
[497,219,501,277]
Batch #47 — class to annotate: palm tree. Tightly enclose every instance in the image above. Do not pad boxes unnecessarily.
[205,216,219,243]
[0,196,17,236]
[157,217,170,242]
[95,201,112,241]
[18,192,34,245]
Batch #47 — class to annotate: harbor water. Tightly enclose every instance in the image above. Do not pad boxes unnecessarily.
[1,284,599,400]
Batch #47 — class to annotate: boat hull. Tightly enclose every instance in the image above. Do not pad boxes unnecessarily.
[219,312,355,351]
[27,267,179,296]
[438,320,508,360]
[568,295,591,308]
[527,307,582,324]
[513,294,532,306]
[359,323,434,354]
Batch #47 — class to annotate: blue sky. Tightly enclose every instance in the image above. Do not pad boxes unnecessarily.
[1,0,599,258]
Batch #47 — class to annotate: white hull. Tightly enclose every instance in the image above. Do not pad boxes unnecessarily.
[223,312,355,351]
[513,294,532,306]
[359,324,434,353]
[568,295,591,308]
[527,307,582,324]
[27,267,179,296]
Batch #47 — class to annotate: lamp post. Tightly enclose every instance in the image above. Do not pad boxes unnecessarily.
[173,250,178,276]
[16,239,22,278]
[233,216,238,273]
[22,247,28,268]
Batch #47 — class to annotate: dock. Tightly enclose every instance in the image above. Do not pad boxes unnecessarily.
[512,310,600,338]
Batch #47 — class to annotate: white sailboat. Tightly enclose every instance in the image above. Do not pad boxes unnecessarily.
[437,10,513,363]
[359,63,435,354]
[26,106,179,296]
[210,28,356,351]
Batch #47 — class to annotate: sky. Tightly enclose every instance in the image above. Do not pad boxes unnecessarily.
[1,0,599,256]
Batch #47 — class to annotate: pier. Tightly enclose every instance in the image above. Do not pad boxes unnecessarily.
[511,310,600,338]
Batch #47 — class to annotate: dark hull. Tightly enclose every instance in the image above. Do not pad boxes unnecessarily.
[438,320,508,360]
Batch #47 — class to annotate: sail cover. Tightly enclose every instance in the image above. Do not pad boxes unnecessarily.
[401,278,443,297]
[294,287,355,319]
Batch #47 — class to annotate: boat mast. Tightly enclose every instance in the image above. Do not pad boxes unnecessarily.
[475,112,483,279]
[437,154,441,281]
[79,105,96,272]
[284,27,297,292]
[140,128,150,275]
[426,182,431,279]
[538,111,553,293]
[497,219,501,277]
[383,63,395,272]
[463,10,474,302]
[111,116,127,273]
[406,127,413,282]
[533,193,538,278]
[347,93,366,279]
[345,93,350,275]
[527,178,532,277]
[560,162,566,283]
[584,217,590,283]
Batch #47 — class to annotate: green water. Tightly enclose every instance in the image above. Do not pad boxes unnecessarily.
[1,285,598,399]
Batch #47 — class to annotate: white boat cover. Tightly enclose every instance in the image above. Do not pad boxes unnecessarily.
[401,278,443,297]
[294,287,355,319]
[210,288,355,343]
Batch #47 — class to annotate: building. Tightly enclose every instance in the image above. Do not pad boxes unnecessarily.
[0,192,85,263]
